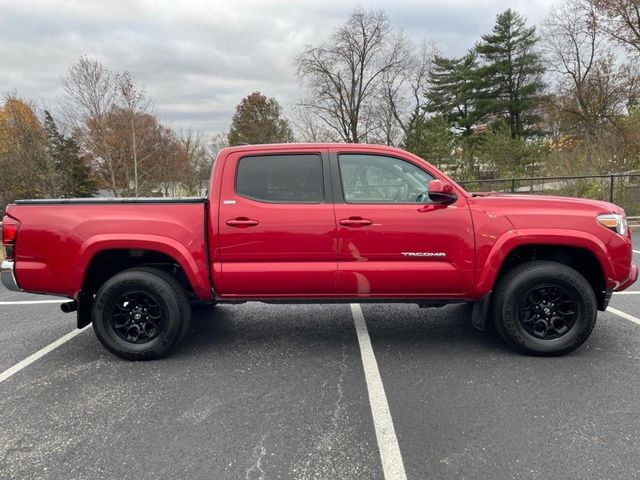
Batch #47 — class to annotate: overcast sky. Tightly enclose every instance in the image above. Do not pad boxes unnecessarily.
[0,0,557,136]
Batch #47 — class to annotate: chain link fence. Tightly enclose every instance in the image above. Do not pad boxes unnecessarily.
[457,174,640,219]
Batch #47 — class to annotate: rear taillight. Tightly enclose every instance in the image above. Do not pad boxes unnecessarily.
[1,216,19,260]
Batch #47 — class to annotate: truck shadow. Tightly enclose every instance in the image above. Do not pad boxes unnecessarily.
[358,303,613,360]
[176,303,359,358]
[362,303,509,352]
[174,303,524,359]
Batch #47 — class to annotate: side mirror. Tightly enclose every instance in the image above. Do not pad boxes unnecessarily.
[428,180,457,204]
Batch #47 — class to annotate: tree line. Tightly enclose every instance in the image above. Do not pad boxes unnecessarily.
[292,0,640,179]
[2,0,640,215]
[1,58,216,213]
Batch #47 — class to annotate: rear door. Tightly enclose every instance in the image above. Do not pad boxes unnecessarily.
[217,148,337,297]
[331,150,475,297]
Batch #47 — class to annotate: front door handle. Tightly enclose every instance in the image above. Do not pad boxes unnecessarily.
[226,217,259,228]
[339,217,373,227]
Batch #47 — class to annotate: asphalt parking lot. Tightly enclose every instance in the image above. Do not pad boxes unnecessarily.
[1,235,639,480]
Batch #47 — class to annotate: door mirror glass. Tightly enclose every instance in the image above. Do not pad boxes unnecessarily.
[428,180,457,204]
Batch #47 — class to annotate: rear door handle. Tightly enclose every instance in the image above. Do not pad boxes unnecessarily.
[226,217,259,228]
[338,217,373,227]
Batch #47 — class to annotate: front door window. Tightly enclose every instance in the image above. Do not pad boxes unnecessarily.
[338,154,434,204]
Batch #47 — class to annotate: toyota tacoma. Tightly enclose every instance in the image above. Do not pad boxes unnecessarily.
[1,143,637,359]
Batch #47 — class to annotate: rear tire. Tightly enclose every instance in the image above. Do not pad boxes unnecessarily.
[92,267,191,360]
[492,260,597,356]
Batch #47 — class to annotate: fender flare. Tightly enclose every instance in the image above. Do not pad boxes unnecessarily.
[73,234,213,301]
[471,228,612,297]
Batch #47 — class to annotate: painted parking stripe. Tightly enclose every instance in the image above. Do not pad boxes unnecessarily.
[0,326,90,384]
[633,249,640,255]
[607,307,640,326]
[351,304,407,480]
[613,291,640,295]
[0,299,68,306]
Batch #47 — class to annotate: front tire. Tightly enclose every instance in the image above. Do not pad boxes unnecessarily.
[492,261,597,356]
[92,268,191,360]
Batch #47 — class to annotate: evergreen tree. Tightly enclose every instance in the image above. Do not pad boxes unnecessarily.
[426,52,480,135]
[43,111,96,197]
[43,111,63,169]
[475,123,549,176]
[403,113,456,171]
[475,9,545,138]
[61,135,96,197]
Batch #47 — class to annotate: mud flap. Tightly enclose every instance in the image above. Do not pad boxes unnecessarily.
[76,290,94,329]
[471,292,492,331]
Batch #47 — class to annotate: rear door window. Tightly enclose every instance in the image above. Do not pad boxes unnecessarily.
[236,154,324,203]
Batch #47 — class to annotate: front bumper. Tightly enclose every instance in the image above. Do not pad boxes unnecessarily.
[0,260,21,291]
[616,263,638,292]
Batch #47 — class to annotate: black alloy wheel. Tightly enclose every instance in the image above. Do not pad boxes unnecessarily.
[518,283,579,340]
[492,260,597,356]
[92,267,191,360]
[110,290,164,344]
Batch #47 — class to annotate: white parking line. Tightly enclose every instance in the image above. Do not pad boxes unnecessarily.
[607,307,640,326]
[0,299,68,306]
[351,304,407,480]
[633,249,640,255]
[613,291,640,295]
[0,326,90,383]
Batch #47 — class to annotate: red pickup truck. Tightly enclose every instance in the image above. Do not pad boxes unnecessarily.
[1,143,637,360]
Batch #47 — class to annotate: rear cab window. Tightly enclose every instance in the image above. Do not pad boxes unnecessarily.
[235,154,324,203]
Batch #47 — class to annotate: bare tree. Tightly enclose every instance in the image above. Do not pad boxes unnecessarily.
[589,0,640,54]
[178,129,210,196]
[543,1,608,133]
[543,1,637,136]
[152,125,182,197]
[620,63,640,108]
[292,105,338,142]
[209,131,229,159]
[295,8,407,143]
[366,95,405,145]
[62,56,120,195]
[117,71,152,197]
[379,40,438,142]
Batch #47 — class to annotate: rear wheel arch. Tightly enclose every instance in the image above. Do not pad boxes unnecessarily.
[74,235,212,300]
[81,249,195,296]
[76,248,198,328]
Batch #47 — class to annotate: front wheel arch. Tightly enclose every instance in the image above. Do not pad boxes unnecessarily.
[491,244,607,310]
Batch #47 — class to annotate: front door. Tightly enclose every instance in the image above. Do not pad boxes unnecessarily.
[217,149,337,297]
[332,151,475,297]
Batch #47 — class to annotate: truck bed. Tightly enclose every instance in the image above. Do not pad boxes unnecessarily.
[5,198,212,300]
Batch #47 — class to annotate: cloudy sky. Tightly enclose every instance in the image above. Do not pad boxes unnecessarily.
[0,0,557,135]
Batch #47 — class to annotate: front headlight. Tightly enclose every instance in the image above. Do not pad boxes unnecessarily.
[597,213,628,235]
